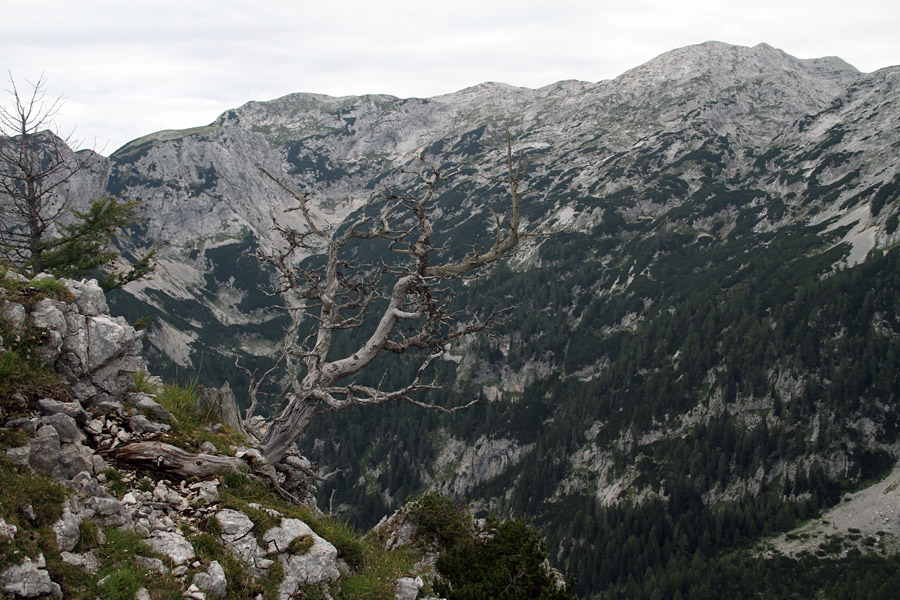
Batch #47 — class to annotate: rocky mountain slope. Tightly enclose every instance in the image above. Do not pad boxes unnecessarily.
[9,41,900,598]
[1,273,573,600]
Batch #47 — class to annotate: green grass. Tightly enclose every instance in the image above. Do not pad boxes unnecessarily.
[215,471,419,600]
[0,457,70,572]
[153,381,247,453]
[0,272,73,412]
[131,371,160,395]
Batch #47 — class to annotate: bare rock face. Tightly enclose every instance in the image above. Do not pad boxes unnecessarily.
[0,555,63,600]
[24,278,148,407]
[264,518,340,593]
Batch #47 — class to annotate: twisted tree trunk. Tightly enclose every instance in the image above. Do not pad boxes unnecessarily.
[260,392,320,465]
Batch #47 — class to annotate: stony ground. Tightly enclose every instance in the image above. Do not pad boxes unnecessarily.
[766,460,900,558]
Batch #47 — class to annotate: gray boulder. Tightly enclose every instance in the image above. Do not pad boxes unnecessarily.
[192,560,228,599]
[130,414,171,434]
[0,555,63,599]
[395,576,424,600]
[215,509,272,575]
[40,413,83,443]
[1,301,26,328]
[84,496,130,528]
[62,278,107,316]
[55,443,94,480]
[52,503,83,552]
[36,398,89,425]
[265,518,339,594]
[135,556,168,575]
[131,394,172,421]
[30,299,67,363]
[6,446,31,469]
[28,425,61,475]
[60,550,101,573]
[146,530,196,566]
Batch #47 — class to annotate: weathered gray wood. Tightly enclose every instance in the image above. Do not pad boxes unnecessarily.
[110,441,248,478]
[197,382,245,434]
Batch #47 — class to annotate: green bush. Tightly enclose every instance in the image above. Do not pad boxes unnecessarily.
[434,519,576,600]
[408,493,472,547]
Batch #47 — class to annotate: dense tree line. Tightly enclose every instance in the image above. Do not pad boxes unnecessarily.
[297,197,900,597]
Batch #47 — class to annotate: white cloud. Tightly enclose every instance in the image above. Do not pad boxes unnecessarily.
[2,0,898,153]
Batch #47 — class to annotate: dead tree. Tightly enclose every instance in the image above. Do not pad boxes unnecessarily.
[112,137,533,488]
[253,137,531,465]
[0,73,90,273]
[0,74,155,286]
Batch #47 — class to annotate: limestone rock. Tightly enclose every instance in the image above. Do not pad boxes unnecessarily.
[0,555,63,600]
[146,530,196,565]
[395,576,424,600]
[130,413,170,434]
[63,278,107,316]
[1,301,26,328]
[131,394,172,421]
[40,413,83,443]
[52,503,83,552]
[190,480,220,504]
[135,556,168,575]
[6,446,30,469]
[265,518,339,594]
[372,509,419,552]
[30,299,68,363]
[0,516,17,539]
[55,442,94,480]
[192,560,227,599]
[84,495,130,528]
[28,425,61,475]
[60,550,101,573]
[215,509,271,574]
[36,398,89,425]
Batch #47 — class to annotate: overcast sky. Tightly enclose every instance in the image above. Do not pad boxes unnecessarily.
[3,0,899,154]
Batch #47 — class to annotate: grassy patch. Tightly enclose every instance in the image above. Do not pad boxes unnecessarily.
[0,427,29,450]
[289,534,314,555]
[0,458,68,586]
[333,543,418,600]
[0,272,75,308]
[0,458,68,530]
[86,527,182,600]
[0,335,69,413]
[153,382,247,453]
[100,468,128,498]
[131,371,160,395]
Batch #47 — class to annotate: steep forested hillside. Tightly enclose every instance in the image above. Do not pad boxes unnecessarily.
[35,42,900,598]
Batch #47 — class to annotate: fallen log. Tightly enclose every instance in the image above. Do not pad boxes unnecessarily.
[108,441,249,479]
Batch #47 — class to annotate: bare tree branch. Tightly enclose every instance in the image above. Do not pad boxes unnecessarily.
[245,133,536,465]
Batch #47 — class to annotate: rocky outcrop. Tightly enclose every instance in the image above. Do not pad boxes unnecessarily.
[0,555,62,600]
[29,277,146,408]
[0,276,344,599]
[264,517,340,593]
[434,434,535,498]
